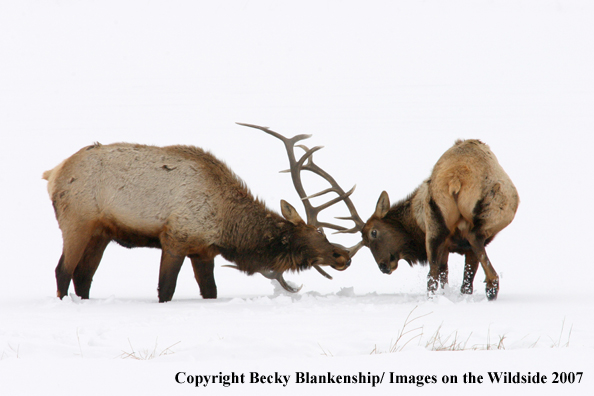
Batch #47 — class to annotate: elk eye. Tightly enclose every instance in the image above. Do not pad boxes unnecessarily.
[317,228,325,236]
[371,229,378,239]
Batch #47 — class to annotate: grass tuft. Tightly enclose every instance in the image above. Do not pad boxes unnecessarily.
[318,343,334,357]
[1,343,20,360]
[371,306,431,354]
[389,306,430,352]
[426,325,473,351]
[550,317,573,348]
[371,310,576,353]
[77,328,83,358]
[118,338,180,360]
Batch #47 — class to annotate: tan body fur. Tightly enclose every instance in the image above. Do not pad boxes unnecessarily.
[362,139,519,300]
[44,143,351,302]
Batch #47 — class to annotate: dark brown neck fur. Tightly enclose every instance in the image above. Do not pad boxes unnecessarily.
[215,191,309,274]
[385,192,428,265]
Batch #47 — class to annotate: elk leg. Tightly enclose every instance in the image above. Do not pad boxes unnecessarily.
[427,263,439,295]
[427,242,449,295]
[438,254,449,289]
[425,198,451,295]
[157,250,185,303]
[189,254,217,299]
[55,253,68,298]
[56,227,93,299]
[467,235,499,300]
[461,250,480,295]
[72,236,110,299]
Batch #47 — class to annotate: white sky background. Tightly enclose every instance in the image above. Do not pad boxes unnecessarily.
[1,2,594,395]
[1,0,593,299]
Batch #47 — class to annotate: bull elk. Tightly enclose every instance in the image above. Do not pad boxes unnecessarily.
[361,139,519,300]
[43,127,361,302]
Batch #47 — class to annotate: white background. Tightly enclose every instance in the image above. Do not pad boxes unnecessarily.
[1,1,593,395]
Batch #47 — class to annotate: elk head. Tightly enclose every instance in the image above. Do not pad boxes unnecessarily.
[362,191,398,274]
[280,199,351,272]
[361,191,424,275]
[236,123,365,292]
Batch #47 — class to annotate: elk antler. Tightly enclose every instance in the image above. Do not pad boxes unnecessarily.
[237,122,365,284]
[221,265,303,293]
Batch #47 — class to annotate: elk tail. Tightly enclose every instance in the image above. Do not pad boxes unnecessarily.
[448,176,462,198]
[42,159,67,181]
[42,169,53,180]
[448,165,472,200]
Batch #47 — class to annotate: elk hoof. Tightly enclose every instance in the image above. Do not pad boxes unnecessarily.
[461,284,473,295]
[427,277,439,294]
[485,280,499,301]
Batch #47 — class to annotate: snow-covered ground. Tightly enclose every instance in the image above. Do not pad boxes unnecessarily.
[1,1,593,395]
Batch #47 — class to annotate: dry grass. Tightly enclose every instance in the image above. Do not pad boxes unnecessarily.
[370,308,573,353]
[528,318,573,349]
[426,325,473,351]
[418,325,506,351]
[318,343,334,357]
[550,318,573,348]
[77,328,83,358]
[389,306,431,352]
[118,338,180,360]
[1,343,20,360]
[371,306,431,354]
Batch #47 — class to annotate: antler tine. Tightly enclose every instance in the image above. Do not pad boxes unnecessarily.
[261,270,303,293]
[237,122,365,258]
[312,185,356,213]
[222,264,303,293]
[301,187,336,201]
[294,141,366,257]
[236,122,319,225]
[301,157,366,234]
[236,122,312,146]
[291,143,365,234]
[313,264,333,280]
[296,145,324,167]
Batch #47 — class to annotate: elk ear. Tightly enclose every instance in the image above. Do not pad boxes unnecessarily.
[374,191,390,218]
[280,200,305,225]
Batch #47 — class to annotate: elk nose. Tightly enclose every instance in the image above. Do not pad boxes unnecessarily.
[379,263,390,274]
[345,258,352,268]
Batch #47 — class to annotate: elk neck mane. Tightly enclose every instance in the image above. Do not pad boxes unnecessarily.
[385,189,428,265]
[216,200,309,274]
[190,155,308,274]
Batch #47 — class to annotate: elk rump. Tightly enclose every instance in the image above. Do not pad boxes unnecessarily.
[362,139,519,300]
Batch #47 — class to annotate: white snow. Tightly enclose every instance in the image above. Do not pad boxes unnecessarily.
[1,1,593,395]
